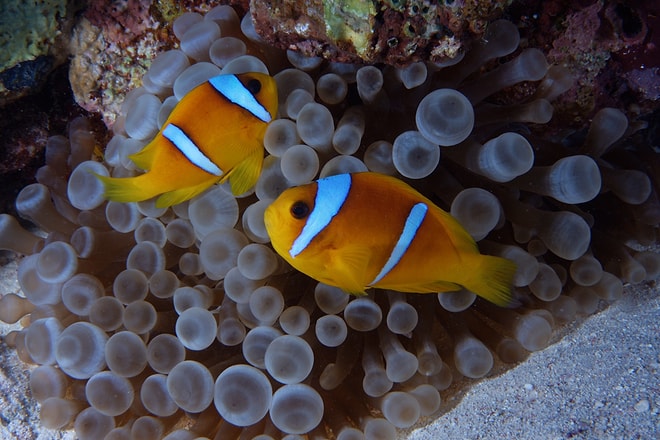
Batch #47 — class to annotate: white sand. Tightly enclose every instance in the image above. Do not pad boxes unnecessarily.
[1,256,658,439]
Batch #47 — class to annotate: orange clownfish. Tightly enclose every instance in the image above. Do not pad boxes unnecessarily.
[264,172,516,306]
[98,72,278,208]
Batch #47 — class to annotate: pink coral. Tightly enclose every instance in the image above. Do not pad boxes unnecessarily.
[85,0,156,44]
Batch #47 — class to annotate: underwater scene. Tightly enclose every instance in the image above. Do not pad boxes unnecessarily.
[0,1,658,439]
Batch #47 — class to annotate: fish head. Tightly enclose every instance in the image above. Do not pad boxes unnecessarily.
[234,72,279,122]
[264,182,317,263]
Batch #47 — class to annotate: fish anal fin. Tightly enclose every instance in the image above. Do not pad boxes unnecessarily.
[224,150,264,196]
[420,280,463,294]
[155,179,217,208]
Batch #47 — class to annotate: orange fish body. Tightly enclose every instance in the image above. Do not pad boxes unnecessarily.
[264,172,516,306]
[98,72,278,207]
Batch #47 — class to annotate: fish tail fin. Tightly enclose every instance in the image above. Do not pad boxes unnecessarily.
[95,173,160,204]
[461,254,517,307]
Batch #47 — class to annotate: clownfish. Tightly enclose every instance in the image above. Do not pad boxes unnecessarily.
[264,172,516,306]
[97,72,278,208]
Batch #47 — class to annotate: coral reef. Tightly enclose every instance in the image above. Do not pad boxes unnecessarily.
[509,0,659,126]
[251,0,512,65]
[0,64,93,220]
[0,2,658,440]
[0,0,82,104]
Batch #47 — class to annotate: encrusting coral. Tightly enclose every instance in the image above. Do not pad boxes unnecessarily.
[0,3,659,440]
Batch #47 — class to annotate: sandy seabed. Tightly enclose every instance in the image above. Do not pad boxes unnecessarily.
[1,256,658,440]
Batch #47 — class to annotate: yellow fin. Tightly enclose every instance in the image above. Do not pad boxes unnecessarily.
[224,150,264,196]
[331,245,372,295]
[418,280,463,293]
[96,173,150,203]
[128,140,159,170]
[461,254,516,307]
[155,179,217,208]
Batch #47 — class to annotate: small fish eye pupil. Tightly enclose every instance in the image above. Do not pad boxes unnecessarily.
[291,201,309,219]
[246,79,261,94]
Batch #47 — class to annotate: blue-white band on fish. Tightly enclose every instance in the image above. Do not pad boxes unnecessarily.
[209,74,272,123]
[369,202,428,285]
[290,174,352,257]
[163,124,223,176]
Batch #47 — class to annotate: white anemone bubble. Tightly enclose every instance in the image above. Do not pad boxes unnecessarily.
[344,297,382,331]
[279,306,311,336]
[454,335,493,379]
[264,119,300,157]
[223,266,263,303]
[85,371,134,417]
[166,360,214,413]
[314,283,349,314]
[145,49,190,89]
[67,161,109,210]
[242,326,282,369]
[188,186,239,240]
[141,374,179,417]
[474,132,534,182]
[280,144,320,185]
[287,49,323,71]
[392,131,440,179]
[296,102,335,152]
[223,55,270,75]
[450,188,503,241]
[249,286,285,324]
[270,384,324,434]
[242,199,273,243]
[210,37,247,68]
[172,62,222,100]
[416,89,474,146]
[438,289,476,312]
[380,391,421,428]
[364,140,397,175]
[315,314,348,347]
[175,307,217,350]
[199,228,249,280]
[319,155,368,178]
[124,94,161,140]
[214,364,272,426]
[55,322,108,380]
[179,19,221,62]
[317,72,348,105]
[265,335,314,384]
[25,317,62,365]
[237,243,279,280]
[36,241,78,284]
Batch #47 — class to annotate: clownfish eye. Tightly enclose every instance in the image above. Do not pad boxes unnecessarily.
[246,79,261,95]
[290,201,310,219]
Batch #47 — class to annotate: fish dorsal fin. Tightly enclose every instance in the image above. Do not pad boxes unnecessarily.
[155,178,217,208]
[331,244,371,296]
[223,150,264,196]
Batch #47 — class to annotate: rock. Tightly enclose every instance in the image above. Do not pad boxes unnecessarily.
[250,0,511,66]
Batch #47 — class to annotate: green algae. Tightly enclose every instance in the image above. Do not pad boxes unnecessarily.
[0,0,69,71]
[323,0,377,58]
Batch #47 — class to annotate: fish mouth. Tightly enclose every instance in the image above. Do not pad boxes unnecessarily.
[263,203,277,236]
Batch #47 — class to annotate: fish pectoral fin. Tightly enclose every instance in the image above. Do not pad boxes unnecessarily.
[223,150,264,196]
[331,245,371,296]
[155,179,217,208]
